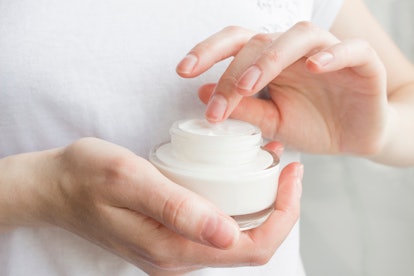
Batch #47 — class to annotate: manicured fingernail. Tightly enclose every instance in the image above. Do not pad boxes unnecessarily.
[295,164,304,198]
[201,216,240,249]
[274,146,285,158]
[296,178,303,198]
[309,52,333,67]
[177,54,198,74]
[237,65,262,91]
[205,94,227,122]
[295,164,304,179]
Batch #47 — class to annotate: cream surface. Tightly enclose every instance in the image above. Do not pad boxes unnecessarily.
[177,119,260,136]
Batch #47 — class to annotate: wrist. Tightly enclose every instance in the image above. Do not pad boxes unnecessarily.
[368,100,414,166]
[0,149,61,231]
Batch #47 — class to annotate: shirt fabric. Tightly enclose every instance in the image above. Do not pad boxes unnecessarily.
[0,0,343,275]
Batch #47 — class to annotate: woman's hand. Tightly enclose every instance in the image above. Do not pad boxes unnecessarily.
[0,138,303,275]
[177,22,389,157]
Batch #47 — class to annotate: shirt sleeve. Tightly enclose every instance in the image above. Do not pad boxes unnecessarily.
[312,0,344,30]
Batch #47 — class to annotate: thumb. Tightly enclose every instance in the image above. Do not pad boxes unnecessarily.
[246,162,303,246]
[126,163,240,249]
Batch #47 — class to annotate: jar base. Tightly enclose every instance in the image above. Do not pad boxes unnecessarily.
[232,206,274,231]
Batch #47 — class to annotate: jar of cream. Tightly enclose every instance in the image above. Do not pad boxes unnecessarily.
[149,118,280,230]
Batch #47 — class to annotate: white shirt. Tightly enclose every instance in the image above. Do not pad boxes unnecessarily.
[0,0,342,275]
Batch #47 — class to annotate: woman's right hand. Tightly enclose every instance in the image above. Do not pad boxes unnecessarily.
[0,137,303,275]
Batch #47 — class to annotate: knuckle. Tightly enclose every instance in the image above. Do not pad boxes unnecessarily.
[221,25,247,35]
[292,21,322,42]
[293,20,317,32]
[262,48,280,64]
[103,154,139,185]
[222,25,257,44]
[248,34,279,65]
[250,32,274,45]
[220,74,239,86]
[105,156,130,180]
[161,194,193,232]
[338,39,376,60]
[355,39,376,55]
[338,38,374,55]
[64,137,96,156]
[352,38,370,48]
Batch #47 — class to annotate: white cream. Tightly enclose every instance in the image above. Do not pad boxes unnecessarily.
[177,118,260,136]
[150,118,280,230]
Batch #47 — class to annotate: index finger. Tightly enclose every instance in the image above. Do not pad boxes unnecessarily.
[206,21,339,122]
[176,26,255,78]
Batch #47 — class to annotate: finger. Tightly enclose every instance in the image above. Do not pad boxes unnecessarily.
[198,84,281,140]
[203,31,281,123]
[109,158,240,250]
[140,171,240,249]
[242,162,303,256]
[115,162,303,270]
[176,26,255,77]
[206,21,339,122]
[199,85,285,154]
[306,38,386,91]
[97,205,204,274]
[263,141,284,159]
[173,162,304,267]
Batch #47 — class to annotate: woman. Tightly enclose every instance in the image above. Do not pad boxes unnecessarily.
[1,0,413,275]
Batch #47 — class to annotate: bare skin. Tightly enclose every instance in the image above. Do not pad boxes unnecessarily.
[0,138,302,275]
[2,0,414,274]
[177,0,414,166]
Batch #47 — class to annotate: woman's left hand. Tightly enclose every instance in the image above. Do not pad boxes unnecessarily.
[177,22,389,156]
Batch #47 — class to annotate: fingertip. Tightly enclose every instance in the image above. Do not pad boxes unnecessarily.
[294,163,304,198]
[201,215,240,249]
[176,53,199,76]
[205,94,228,123]
[295,163,304,180]
[245,162,303,242]
[277,162,304,205]
[280,162,304,183]
[263,141,284,159]
[306,51,334,72]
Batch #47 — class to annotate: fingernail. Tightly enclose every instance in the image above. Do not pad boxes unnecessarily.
[201,216,240,249]
[309,52,333,67]
[205,94,227,122]
[295,164,304,198]
[177,54,198,74]
[295,164,304,179]
[274,146,285,158]
[237,65,262,91]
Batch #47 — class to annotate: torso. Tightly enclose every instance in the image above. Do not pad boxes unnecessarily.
[0,1,314,275]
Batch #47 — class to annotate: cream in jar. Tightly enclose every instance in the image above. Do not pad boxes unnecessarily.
[149,118,280,230]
